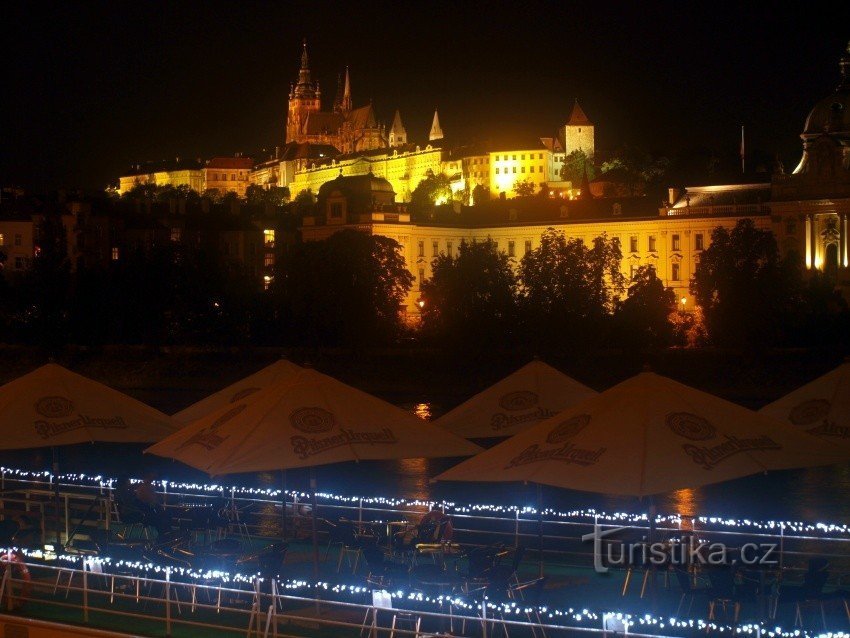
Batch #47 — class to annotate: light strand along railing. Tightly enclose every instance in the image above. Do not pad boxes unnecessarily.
[1,555,847,638]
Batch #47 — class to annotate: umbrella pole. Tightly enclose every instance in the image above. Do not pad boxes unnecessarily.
[52,446,62,547]
[310,468,320,613]
[280,470,287,541]
[310,468,319,583]
[536,482,544,578]
[648,497,657,611]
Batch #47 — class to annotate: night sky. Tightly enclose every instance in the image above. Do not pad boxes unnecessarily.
[3,1,848,191]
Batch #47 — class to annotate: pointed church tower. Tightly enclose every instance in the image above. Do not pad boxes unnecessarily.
[564,99,594,157]
[429,109,444,142]
[341,67,352,113]
[389,110,407,147]
[286,39,322,143]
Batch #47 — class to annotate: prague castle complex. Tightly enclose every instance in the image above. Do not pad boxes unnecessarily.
[108,41,850,315]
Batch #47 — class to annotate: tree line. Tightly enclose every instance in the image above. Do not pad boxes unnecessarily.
[0,217,846,353]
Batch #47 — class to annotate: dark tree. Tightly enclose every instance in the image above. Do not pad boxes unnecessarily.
[690,218,799,348]
[276,229,413,347]
[518,228,624,351]
[612,265,676,349]
[561,150,595,184]
[420,238,517,352]
[472,184,490,206]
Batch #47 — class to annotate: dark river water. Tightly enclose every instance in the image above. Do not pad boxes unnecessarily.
[2,400,849,525]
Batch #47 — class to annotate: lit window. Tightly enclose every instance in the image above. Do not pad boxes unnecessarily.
[695,233,704,251]
[648,235,656,252]
[263,275,272,290]
[111,247,119,261]
[0,233,4,246]
[264,254,275,267]
[418,240,425,258]
[672,234,680,251]
[671,263,680,281]
[508,240,515,257]
[264,229,275,247]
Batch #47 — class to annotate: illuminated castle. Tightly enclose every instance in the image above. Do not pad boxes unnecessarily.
[286,40,386,154]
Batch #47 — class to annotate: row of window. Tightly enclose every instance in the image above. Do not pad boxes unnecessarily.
[494,153,545,161]
[208,172,246,181]
[628,263,684,282]
[469,157,490,165]
[627,233,704,253]
[0,233,23,247]
[495,166,545,175]
[417,239,534,260]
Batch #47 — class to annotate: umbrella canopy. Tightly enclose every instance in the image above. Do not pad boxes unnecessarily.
[173,359,301,424]
[435,371,848,497]
[434,360,597,439]
[759,362,850,444]
[0,363,176,449]
[147,367,482,474]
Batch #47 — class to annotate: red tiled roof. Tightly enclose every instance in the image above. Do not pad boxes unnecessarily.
[206,157,254,169]
[567,100,591,126]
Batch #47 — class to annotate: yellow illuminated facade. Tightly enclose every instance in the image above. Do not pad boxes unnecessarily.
[489,150,552,198]
[118,167,204,195]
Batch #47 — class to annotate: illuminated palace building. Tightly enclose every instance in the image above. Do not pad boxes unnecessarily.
[115,42,850,314]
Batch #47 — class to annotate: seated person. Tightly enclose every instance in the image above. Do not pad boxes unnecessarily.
[136,470,175,540]
[393,505,454,550]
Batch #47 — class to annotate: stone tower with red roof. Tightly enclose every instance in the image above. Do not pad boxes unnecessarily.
[564,100,594,158]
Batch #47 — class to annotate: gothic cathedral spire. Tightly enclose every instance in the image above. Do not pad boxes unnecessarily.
[429,109,444,141]
[341,66,352,113]
[389,110,407,146]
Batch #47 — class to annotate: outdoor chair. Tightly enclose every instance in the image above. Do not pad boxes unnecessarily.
[326,519,372,574]
[484,546,526,598]
[773,559,831,628]
[674,565,712,616]
[362,545,409,588]
[705,566,755,624]
[507,576,549,638]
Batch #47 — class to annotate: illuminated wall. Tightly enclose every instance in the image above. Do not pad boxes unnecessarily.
[290,146,443,202]
[0,220,34,275]
[117,169,204,195]
[489,150,552,198]
[355,213,771,316]
[564,122,595,157]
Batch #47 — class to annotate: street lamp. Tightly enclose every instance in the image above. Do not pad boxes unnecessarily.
[417,299,425,310]
[680,296,687,313]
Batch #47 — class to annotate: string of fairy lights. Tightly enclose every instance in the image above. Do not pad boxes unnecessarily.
[2,465,849,537]
[2,547,848,638]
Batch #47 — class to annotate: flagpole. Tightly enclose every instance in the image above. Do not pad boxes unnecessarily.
[740,125,745,174]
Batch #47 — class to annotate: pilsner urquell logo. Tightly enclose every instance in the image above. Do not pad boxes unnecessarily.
[505,414,604,468]
[789,399,848,439]
[288,406,398,459]
[33,396,128,439]
[665,412,781,469]
[490,391,556,431]
[175,404,245,451]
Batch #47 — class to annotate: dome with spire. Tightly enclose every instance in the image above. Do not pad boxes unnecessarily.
[802,41,850,138]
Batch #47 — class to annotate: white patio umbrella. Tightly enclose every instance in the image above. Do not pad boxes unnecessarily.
[435,371,849,579]
[172,359,301,424]
[434,360,597,439]
[0,363,177,543]
[147,367,482,579]
[759,360,850,444]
